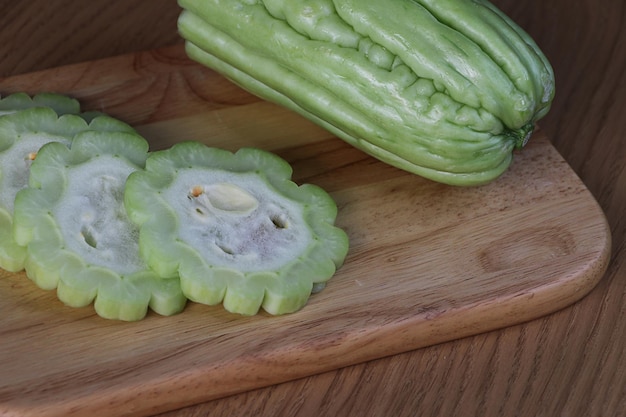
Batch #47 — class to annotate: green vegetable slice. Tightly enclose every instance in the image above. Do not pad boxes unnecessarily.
[124,142,349,316]
[0,92,81,116]
[12,130,186,321]
[0,107,136,272]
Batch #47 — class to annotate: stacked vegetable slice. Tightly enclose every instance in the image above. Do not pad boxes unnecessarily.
[0,92,348,321]
[0,95,136,272]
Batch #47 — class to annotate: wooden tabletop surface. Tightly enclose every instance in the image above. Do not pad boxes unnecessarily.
[1,1,624,416]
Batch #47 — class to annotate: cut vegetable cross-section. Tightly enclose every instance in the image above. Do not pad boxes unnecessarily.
[12,130,186,321]
[0,105,137,272]
[124,142,349,316]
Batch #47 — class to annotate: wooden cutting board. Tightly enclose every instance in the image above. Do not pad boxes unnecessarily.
[0,45,611,417]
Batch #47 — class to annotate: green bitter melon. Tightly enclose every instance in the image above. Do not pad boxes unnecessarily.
[177,0,555,186]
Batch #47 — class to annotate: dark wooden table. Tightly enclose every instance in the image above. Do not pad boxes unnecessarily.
[1,1,624,416]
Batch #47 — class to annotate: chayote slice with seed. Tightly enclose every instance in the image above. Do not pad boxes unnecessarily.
[12,130,186,321]
[0,106,137,272]
[124,141,349,316]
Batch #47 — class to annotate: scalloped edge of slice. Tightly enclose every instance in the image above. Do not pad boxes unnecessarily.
[0,106,138,272]
[12,130,186,321]
[0,92,81,116]
[125,141,349,316]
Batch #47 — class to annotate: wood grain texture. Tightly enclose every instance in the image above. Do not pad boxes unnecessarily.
[0,0,183,78]
[0,45,610,416]
[0,1,624,416]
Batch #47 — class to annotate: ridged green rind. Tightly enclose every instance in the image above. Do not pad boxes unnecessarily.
[413,0,554,121]
[0,92,81,116]
[177,0,555,186]
[124,142,349,316]
[0,209,26,272]
[12,131,186,321]
[0,107,138,272]
[182,40,514,186]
